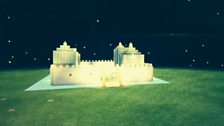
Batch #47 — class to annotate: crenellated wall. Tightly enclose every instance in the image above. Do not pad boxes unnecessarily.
[50,61,153,87]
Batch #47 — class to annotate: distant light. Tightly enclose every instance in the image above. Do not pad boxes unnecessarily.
[187,0,191,2]
[83,46,86,49]
[221,64,224,67]
[7,16,11,19]
[8,61,12,64]
[206,61,209,64]
[147,52,150,55]
[11,56,14,59]
[193,59,195,62]
[25,51,28,55]
[0,98,7,101]
[47,99,54,102]
[185,49,188,53]
[48,58,50,61]
[202,44,205,47]
[8,108,16,112]
[93,53,96,56]
[8,40,11,43]
[96,19,100,23]
[216,12,220,15]
[34,58,37,61]
[189,64,192,67]
[109,43,112,46]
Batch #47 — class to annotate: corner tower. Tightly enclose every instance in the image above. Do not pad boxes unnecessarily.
[53,41,80,66]
[113,42,144,66]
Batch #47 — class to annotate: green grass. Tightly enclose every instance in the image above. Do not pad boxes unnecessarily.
[0,68,224,126]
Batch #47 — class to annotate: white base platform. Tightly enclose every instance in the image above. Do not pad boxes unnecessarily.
[25,75,170,91]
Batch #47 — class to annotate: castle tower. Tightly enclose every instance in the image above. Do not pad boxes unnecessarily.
[113,42,144,66]
[53,41,80,66]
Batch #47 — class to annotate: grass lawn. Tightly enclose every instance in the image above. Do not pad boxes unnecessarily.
[0,68,224,126]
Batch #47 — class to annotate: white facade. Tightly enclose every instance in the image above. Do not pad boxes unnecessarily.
[50,42,153,87]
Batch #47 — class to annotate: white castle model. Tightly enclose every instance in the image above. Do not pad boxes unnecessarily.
[50,41,153,87]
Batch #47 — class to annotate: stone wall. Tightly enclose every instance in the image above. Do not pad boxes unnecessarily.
[50,62,153,87]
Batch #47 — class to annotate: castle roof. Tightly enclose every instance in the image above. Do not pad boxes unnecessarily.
[56,41,78,52]
[115,42,141,55]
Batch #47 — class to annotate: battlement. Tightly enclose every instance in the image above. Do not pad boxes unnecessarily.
[51,63,152,69]
[81,60,113,63]
[119,63,153,67]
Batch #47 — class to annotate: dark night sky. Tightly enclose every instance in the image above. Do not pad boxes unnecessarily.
[0,0,224,69]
